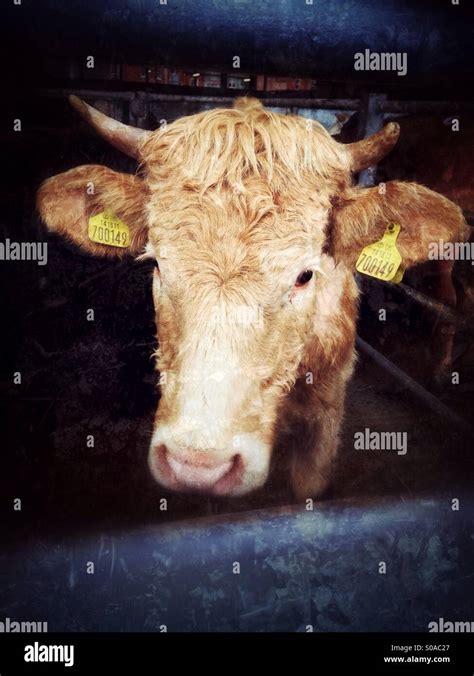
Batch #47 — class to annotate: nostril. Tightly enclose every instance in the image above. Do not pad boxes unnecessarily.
[212,454,243,496]
[151,444,175,484]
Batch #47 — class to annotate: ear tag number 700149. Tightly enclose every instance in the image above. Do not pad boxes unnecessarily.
[356,222,404,283]
[88,210,130,248]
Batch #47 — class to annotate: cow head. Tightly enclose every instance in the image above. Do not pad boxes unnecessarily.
[38,96,469,497]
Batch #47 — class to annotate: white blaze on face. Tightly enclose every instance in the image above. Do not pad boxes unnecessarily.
[149,300,272,495]
[177,337,244,451]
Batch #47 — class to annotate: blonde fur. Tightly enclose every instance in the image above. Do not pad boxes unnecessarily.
[36,97,469,501]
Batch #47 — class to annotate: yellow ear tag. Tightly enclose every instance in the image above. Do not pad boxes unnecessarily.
[356,222,404,283]
[88,210,130,248]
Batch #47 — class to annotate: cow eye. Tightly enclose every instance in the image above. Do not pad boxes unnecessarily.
[295,270,313,287]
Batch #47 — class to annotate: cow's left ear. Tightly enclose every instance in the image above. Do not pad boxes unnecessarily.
[331,180,470,269]
[37,164,148,257]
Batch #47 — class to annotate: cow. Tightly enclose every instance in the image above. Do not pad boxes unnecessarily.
[36,96,469,501]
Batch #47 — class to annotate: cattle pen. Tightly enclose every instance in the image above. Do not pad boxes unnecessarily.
[1,0,474,652]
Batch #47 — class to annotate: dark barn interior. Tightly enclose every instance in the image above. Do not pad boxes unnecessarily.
[1,0,474,633]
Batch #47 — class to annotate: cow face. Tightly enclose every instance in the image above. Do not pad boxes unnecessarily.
[145,184,338,496]
[38,97,469,497]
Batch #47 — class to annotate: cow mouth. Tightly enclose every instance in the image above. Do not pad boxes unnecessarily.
[153,445,243,496]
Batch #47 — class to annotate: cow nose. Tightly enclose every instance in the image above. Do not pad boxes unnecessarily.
[168,453,232,488]
[154,445,243,495]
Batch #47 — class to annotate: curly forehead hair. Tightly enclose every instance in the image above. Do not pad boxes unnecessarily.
[140,98,352,193]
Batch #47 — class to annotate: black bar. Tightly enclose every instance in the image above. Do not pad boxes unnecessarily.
[0,633,473,674]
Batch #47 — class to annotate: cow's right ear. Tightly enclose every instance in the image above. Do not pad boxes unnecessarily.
[37,164,148,257]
